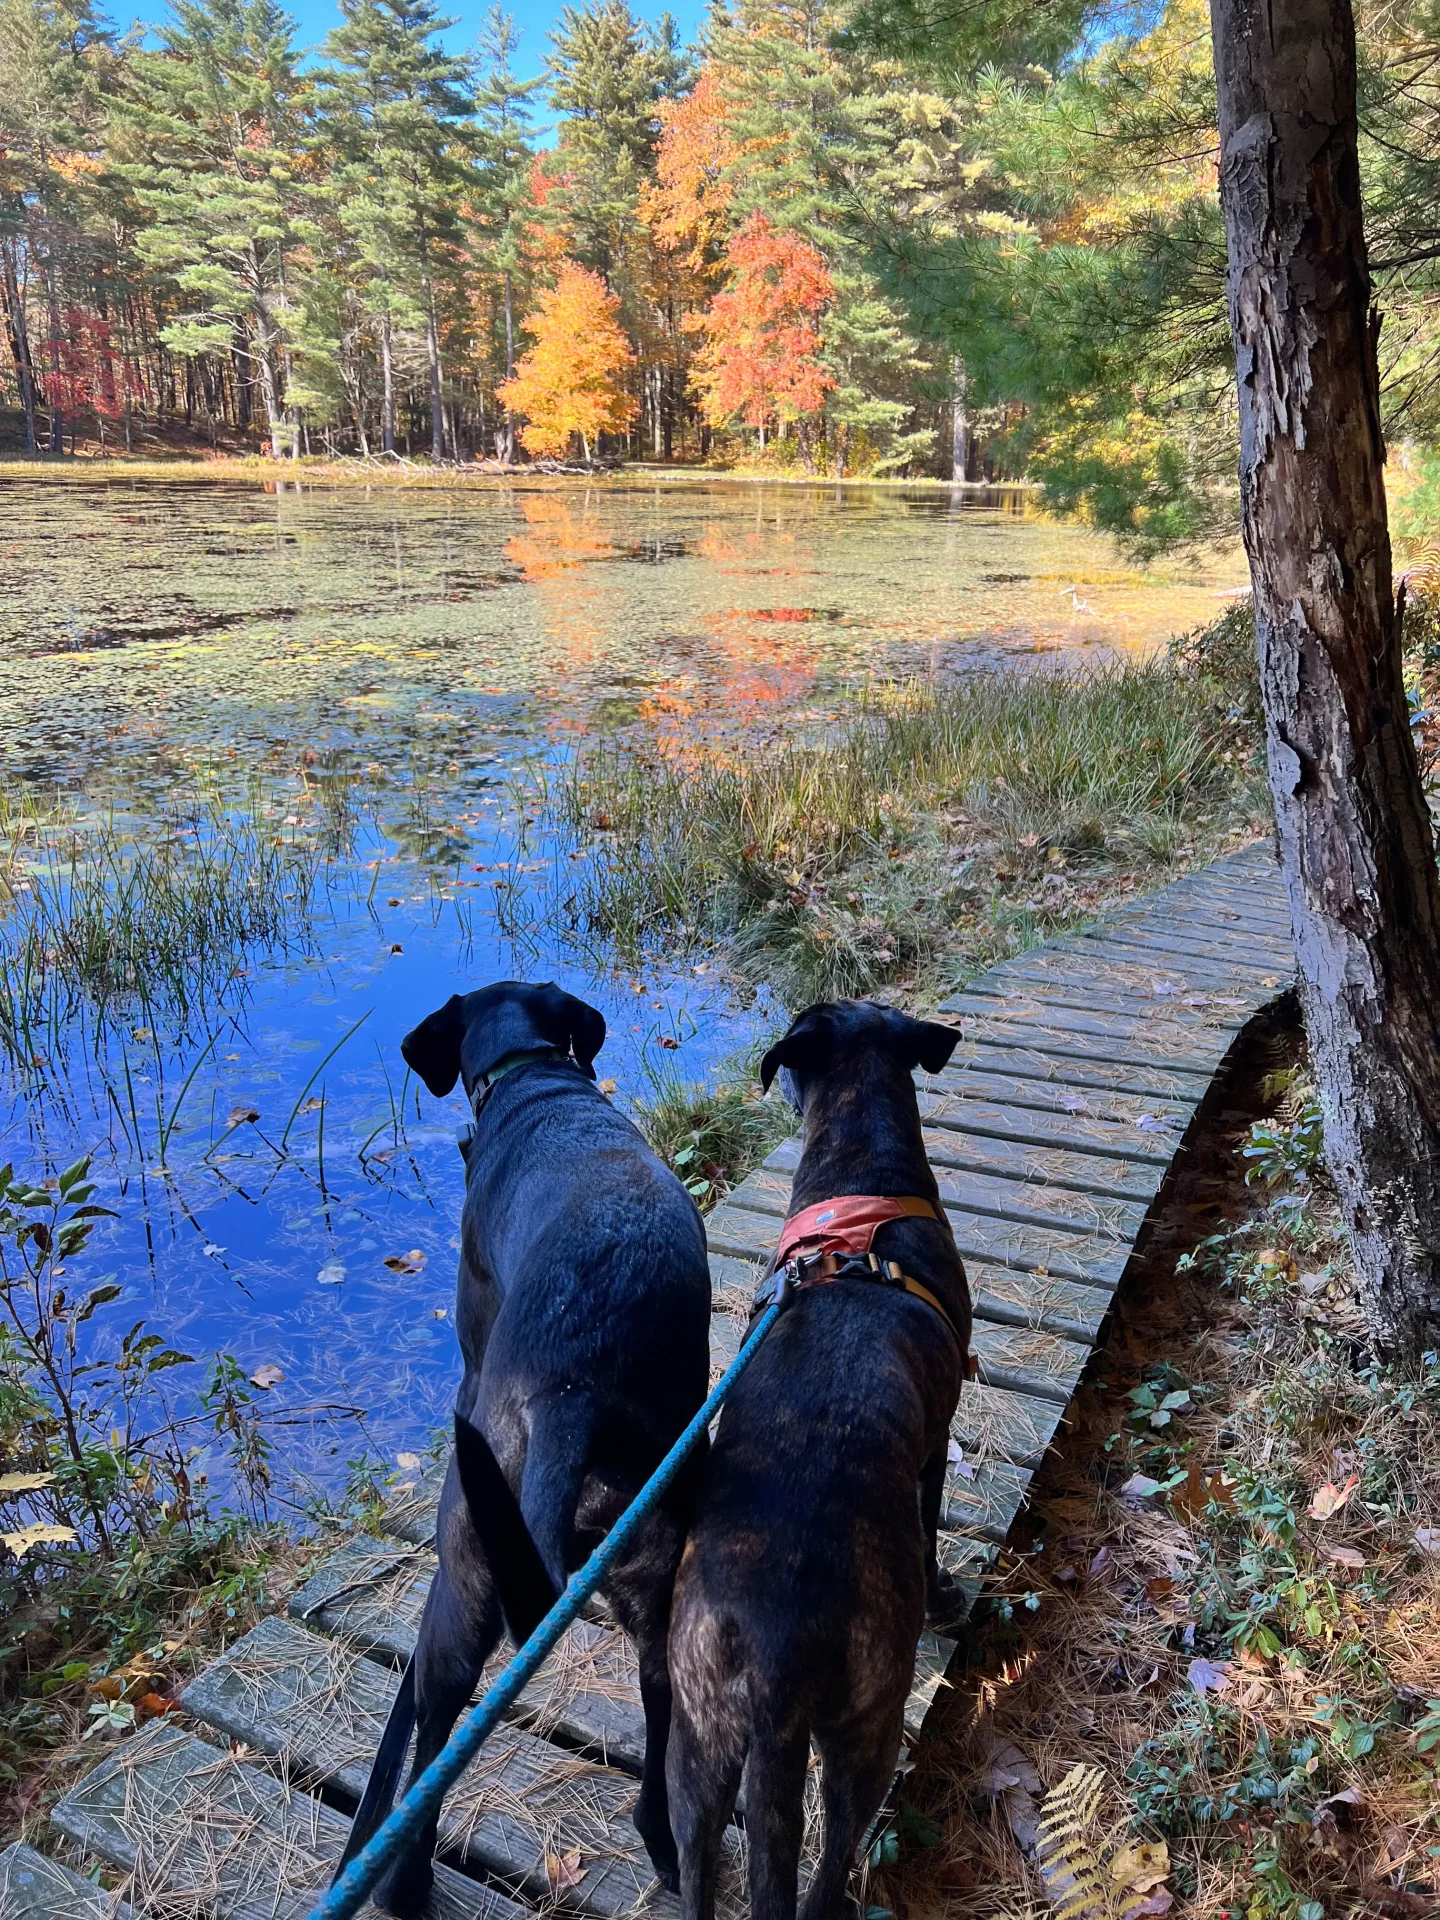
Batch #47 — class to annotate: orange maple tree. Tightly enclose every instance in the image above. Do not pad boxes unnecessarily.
[497,263,638,460]
[689,214,834,436]
[643,68,737,271]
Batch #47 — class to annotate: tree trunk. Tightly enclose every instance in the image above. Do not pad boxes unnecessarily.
[1212,0,1440,1363]
[951,354,968,483]
[1,241,37,455]
[380,307,395,454]
[501,269,515,464]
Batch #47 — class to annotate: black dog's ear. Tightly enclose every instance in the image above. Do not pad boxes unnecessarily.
[759,1005,836,1092]
[534,983,606,1078]
[885,1012,961,1076]
[401,994,466,1097]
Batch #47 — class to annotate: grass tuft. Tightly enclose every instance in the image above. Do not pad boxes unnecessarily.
[629,1057,794,1209]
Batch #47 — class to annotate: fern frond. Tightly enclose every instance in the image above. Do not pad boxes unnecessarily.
[1036,1766,1109,1920]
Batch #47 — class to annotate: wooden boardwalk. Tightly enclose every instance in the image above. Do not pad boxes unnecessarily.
[8,842,1294,1920]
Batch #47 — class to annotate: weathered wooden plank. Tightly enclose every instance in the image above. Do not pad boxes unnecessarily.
[0,1845,133,1920]
[960,973,1259,1026]
[968,1263,1112,1343]
[935,1043,1212,1103]
[955,1380,1067,1470]
[917,1087,1187,1166]
[950,1031,1220,1092]
[1039,930,1292,991]
[972,1319,1091,1404]
[943,1457,1032,1541]
[941,996,1239,1073]
[707,1251,766,1301]
[50,1723,523,1920]
[949,980,1253,1038]
[177,1617,735,1920]
[1075,924,1293,974]
[763,1129,1162,1206]
[284,1547,649,1773]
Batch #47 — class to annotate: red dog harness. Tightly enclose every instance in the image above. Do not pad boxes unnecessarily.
[751,1193,971,1361]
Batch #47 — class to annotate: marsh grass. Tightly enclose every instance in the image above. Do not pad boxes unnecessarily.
[630,1057,794,1208]
[532,652,1269,1007]
[0,787,327,1081]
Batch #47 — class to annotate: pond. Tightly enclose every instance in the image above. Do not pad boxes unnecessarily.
[0,473,1245,1506]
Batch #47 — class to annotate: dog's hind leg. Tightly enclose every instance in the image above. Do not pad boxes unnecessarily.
[517,1386,599,1591]
[665,1696,742,1920]
[798,1719,903,1920]
[919,1448,965,1628]
[742,1722,809,1920]
[372,1520,504,1917]
[605,1504,689,1890]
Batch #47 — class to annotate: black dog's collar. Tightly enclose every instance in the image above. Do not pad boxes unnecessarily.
[468,1046,571,1122]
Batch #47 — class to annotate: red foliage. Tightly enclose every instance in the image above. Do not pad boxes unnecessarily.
[690,214,834,432]
[41,307,127,421]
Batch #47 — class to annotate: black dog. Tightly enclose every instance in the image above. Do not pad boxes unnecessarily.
[665,1000,971,1920]
[335,981,712,1915]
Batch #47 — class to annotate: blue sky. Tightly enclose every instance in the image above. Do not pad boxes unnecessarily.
[279,0,707,108]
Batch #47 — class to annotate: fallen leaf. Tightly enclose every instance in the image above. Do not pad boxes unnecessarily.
[3,1523,77,1557]
[396,1453,422,1470]
[385,1249,427,1275]
[136,1692,179,1721]
[1415,1528,1440,1556]
[250,1364,285,1389]
[1145,1576,1175,1604]
[1128,1889,1174,1917]
[947,1438,977,1481]
[597,1079,617,1095]
[1317,1786,1365,1813]
[984,1739,1041,1853]
[657,1035,680,1050]
[1308,1475,1359,1520]
[1135,1113,1172,1134]
[0,1470,56,1494]
[1318,1542,1367,1571]
[226,1105,260,1128]
[316,1262,345,1286]
[1187,1656,1232,1695]
[389,943,404,955]
[1110,1839,1169,1893]
[1121,1473,1164,1506]
[545,1849,584,1892]
[201,1243,227,1259]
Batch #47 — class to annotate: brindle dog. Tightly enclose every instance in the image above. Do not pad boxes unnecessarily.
[334,981,711,1916]
[665,1000,970,1920]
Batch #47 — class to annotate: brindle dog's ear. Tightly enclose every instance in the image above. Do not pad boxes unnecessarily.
[884,1012,960,1075]
[759,1005,837,1091]
[533,983,606,1078]
[401,994,466,1096]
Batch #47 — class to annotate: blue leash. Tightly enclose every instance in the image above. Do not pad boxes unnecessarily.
[308,1298,785,1920]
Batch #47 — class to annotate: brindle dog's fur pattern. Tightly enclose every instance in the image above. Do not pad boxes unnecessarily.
[665,1001,971,1920]
[335,982,712,1917]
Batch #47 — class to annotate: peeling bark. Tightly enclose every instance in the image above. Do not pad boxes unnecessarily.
[1213,0,1440,1362]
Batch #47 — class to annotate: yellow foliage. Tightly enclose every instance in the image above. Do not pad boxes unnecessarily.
[497,263,637,460]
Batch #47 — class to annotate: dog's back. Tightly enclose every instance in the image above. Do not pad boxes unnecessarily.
[666,1002,969,1920]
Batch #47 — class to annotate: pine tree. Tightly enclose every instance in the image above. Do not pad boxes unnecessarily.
[470,3,541,459]
[110,0,308,458]
[314,0,475,459]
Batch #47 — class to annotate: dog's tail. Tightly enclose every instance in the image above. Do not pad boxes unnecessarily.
[329,1654,416,1886]
[452,1410,563,1646]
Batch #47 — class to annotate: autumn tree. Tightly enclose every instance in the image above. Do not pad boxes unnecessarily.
[690,212,834,456]
[497,259,636,458]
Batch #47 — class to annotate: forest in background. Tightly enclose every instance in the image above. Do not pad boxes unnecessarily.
[6,0,1440,539]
